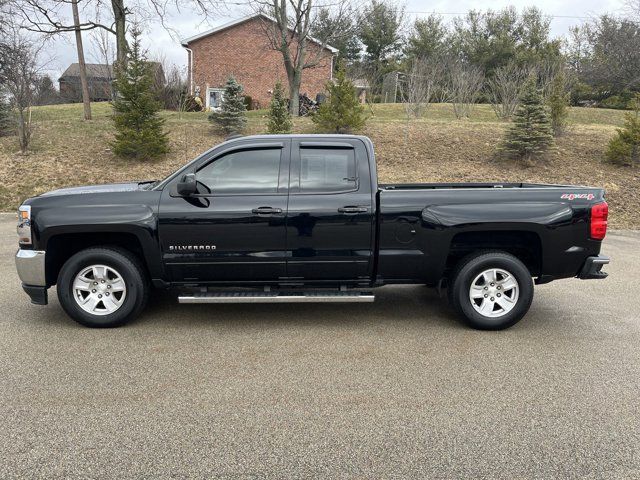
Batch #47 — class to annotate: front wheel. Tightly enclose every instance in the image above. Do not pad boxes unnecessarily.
[57,247,149,328]
[448,251,534,330]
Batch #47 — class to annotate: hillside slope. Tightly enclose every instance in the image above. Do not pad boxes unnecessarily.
[0,102,636,228]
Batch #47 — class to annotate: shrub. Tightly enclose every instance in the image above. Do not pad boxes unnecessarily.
[267,81,292,134]
[312,63,366,134]
[605,94,640,166]
[111,27,169,160]
[243,95,253,111]
[208,76,247,134]
[499,79,555,162]
[600,90,636,110]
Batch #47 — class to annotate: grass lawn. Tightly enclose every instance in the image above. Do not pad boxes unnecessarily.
[0,101,637,228]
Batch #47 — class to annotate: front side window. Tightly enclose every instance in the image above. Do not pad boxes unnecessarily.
[197,148,281,194]
[299,148,357,193]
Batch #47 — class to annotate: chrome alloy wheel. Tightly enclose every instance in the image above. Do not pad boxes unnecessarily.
[72,265,127,315]
[469,268,519,318]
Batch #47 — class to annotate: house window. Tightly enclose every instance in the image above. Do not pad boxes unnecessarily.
[207,88,225,110]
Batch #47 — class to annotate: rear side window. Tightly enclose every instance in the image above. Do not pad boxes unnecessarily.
[197,148,281,194]
[299,148,357,193]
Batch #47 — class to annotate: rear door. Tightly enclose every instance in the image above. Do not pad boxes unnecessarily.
[158,140,290,283]
[285,138,375,282]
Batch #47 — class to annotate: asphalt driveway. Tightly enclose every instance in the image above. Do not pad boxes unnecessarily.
[0,214,638,479]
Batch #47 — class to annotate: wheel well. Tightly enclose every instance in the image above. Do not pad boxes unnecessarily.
[446,231,542,277]
[45,232,147,286]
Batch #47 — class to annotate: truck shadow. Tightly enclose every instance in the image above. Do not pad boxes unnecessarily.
[137,285,469,331]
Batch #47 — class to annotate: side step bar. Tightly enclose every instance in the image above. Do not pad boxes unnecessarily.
[178,291,375,304]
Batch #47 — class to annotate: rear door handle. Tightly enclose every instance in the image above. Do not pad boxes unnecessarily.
[338,206,368,214]
[252,206,283,214]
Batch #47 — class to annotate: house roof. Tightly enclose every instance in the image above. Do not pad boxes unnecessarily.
[181,12,339,54]
[59,62,164,81]
[59,63,114,80]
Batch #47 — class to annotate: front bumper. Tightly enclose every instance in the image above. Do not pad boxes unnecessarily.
[578,255,610,280]
[15,249,48,305]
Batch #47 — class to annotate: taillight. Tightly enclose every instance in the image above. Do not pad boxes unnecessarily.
[590,202,608,240]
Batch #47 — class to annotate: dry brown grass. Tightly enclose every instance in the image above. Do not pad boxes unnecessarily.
[0,102,637,228]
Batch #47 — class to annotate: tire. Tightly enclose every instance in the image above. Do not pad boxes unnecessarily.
[447,251,534,330]
[57,247,149,328]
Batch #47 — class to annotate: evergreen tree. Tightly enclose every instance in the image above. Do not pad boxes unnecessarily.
[0,100,13,137]
[267,81,292,134]
[208,76,247,134]
[500,79,555,161]
[548,70,570,136]
[312,63,367,134]
[605,94,640,166]
[112,27,169,160]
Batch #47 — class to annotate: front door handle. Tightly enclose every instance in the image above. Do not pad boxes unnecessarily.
[338,206,368,214]
[252,206,283,215]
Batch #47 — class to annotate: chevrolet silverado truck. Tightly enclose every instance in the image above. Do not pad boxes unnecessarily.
[15,135,610,330]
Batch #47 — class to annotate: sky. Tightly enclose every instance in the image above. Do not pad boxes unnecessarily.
[42,0,628,80]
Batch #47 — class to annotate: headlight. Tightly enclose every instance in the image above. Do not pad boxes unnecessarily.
[17,205,32,245]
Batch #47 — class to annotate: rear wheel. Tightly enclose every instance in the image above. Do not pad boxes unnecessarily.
[57,247,149,328]
[448,251,533,330]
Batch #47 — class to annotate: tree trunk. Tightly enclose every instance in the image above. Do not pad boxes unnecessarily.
[288,80,300,117]
[71,0,91,121]
[111,0,128,65]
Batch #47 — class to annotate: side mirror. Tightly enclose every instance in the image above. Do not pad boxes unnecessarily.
[177,173,197,196]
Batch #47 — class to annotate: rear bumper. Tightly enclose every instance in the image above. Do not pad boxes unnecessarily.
[16,249,48,305]
[578,255,610,280]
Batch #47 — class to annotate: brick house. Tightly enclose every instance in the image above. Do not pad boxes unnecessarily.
[181,13,338,110]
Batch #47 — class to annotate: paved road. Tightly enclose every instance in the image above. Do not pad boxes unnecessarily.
[0,215,639,479]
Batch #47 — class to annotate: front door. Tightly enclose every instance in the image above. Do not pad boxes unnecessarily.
[285,139,375,282]
[158,141,290,283]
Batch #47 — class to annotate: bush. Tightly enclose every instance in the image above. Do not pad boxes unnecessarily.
[600,91,636,110]
[111,27,169,160]
[208,76,247,134]
[605,94,640,166]
[243,95,253,111]
[499,79,555,162]
[312,62,366,134]
[267,81,292,134]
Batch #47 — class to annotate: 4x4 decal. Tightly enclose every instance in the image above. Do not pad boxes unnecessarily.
[561,193,595,201]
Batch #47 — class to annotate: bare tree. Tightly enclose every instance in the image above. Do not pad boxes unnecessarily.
[9,0,225,65]
[446,61,484,119]
[89,28,116,100]
[253,1,353,115]
[400,56,445,118]
[624,0,640,21]
[71,0,91,119]
[487,61,531,119]
[0,28,43,152]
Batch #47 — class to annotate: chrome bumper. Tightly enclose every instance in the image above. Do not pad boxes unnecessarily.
[15,249,46,286]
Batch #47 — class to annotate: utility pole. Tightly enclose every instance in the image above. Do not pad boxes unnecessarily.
[71,0,92,120]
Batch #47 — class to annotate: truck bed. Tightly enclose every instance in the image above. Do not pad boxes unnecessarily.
[379,182,577,190]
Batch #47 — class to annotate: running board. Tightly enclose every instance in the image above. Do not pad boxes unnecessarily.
[178,291,375,304]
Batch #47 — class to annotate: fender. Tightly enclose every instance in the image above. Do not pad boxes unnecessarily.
[33,204,163,279]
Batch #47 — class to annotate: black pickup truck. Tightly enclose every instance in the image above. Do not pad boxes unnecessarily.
[15,135,610,330]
